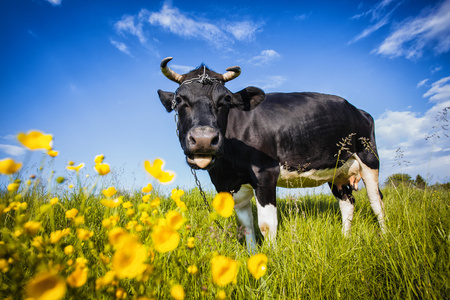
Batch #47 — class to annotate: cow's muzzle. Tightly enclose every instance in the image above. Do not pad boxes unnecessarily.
[185,126,222,169]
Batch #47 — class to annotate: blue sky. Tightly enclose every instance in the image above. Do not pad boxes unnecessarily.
[1,0,449,193]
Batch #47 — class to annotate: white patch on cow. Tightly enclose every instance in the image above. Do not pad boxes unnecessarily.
[233,184,257,253]
[277,155,362,188]
[255,197,277,246]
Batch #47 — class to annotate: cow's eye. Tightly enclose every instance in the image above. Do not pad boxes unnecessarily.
[224,95,231,103]
[175,97,182,104]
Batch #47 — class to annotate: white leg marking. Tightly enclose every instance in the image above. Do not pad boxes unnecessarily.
[233,184,257,252]
[354,156,386,233]
[339,196,354,237]
[255,196,278,246]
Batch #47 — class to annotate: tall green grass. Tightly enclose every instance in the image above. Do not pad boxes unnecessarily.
[1,182,449,299]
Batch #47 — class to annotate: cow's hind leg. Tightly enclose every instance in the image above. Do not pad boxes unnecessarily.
[233,184,257,253]
[329,183,355,236]
[355,156,386,233]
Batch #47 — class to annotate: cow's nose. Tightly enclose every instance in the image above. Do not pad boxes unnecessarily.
[186,126,222,153]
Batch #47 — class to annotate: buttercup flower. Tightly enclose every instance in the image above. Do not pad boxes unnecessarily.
[66,163,84,172]
[95,163,110,176]
[50,228,71,244]
[66,266,88,288]
[247,253,268,280]
[25,271,66,300]
[50,197,59,205]
[7,182,20,192]
[47,150,59,157]
[142,183,153,193]
[166,210,184,230]
[211,255,239,287]
[0,158,22,175]
[122,201,133,209]
[112,234,147,279]
[101,198,122,208]
[144,158,175,184]
[187,264,198,274]
[212,192,235,218]
[94,154,104,164]
[142,194,151,203]
[108,227,128,246]
[170,284,185,300]
[65,208,78,219]
[102,186,117,198]
[64,245,74,255]
[23,221,41,235]
[77,228,93,240]
[17,130,53,151]
[171,188,184,201]
[151,225,180,253]
[187,237,195,249]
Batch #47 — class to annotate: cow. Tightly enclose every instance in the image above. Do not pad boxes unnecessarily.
[157,57,385,252]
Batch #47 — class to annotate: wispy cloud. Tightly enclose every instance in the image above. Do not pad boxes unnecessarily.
[248,75,286,91]
[111,3,262,54]
[0,144,26,157]
[374,0,450,59]
[375,76,450,182]
[248,50,280,66]
[417,78,429,88]
[110,39,133,57]
[46,0,62,6]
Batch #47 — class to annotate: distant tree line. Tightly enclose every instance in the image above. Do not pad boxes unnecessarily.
[384,173,449,190]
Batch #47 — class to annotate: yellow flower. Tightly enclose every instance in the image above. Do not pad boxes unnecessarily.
[142,183,153,193]
[150,197,160,207]
[144,159,176,184]
[76,228,93,240]
[122,201,133,209]
[142,194,151,203]
[102,186,117,198]
[0,158,22,175]
[50,229,71,244]
[47,150,59,157]
[151,225,180,253]
[166,210,184,230]
[187,237,195,249]
[7,182,20,192]
[31,236,45,250]
[94,154,104,164]
[64,245,74,255]
[170,284,185,300]
[108,227,128,246]
[17,130,53,151]
[211,255,239,287]
[247,253,268,280]
[66,266,88,288]
[68,184,74,189]
[112,235,147,279]
[175,199,187,211]
[74,216,85,226]
[23,221,41,235]
[66,163,84,172]
[212,192,234,218]
[25,271,66,300]
[65,208,78,219]
[101,198,122,208]
[217,290,227,300]
[50,197,59,205]
[116,288,127,299]
[187,264,198,274]
[95,163,110,176]
[171,188,185,201]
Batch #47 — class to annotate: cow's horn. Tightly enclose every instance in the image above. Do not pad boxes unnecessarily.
[160,57,183,84]
[222,66,241,82]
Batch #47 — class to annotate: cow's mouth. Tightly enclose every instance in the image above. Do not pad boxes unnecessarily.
[186,154,216,169]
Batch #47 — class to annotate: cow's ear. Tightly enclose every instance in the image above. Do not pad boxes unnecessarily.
[157,90,175,112]
[231,86,265,111]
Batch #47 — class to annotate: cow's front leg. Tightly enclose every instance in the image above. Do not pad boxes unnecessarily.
[253,168,279,246]
[233,184,257,253]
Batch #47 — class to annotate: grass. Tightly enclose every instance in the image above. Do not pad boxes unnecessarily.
[1,172,449,299]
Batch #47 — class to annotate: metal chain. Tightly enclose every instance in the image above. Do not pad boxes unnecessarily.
[191,168,224,230]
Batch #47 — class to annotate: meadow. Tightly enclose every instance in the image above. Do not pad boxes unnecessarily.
[0,131,449,299]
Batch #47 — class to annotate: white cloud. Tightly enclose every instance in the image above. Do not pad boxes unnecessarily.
[110,39,132,57]
[224,21,260,41]
[417,78,429,88]
[374,0,450,59]
[248,50,280,66]
[375,76,450,183]
[0,144,26,157]
[170,64,194,74]
[46,0,62,6]
[248,75,286,91]
[114,12,147,44]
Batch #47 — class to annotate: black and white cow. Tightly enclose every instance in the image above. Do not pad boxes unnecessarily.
[157,57,385,252]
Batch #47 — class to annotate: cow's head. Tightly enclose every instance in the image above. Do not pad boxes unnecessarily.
[157,57,265,170]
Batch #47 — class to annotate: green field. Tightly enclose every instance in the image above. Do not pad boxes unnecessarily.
[1,172,449,299]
